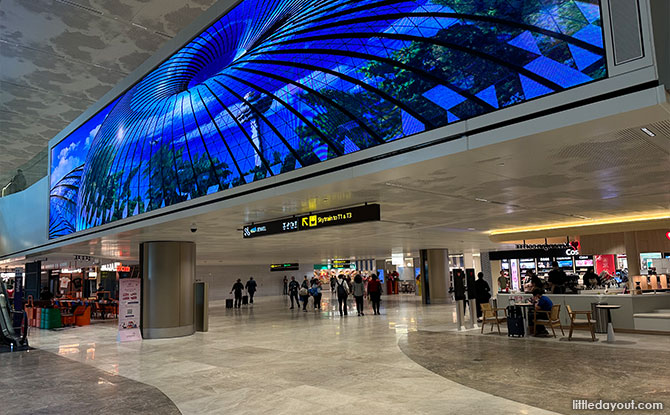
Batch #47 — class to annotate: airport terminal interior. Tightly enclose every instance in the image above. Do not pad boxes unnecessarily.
[1,0,669,414]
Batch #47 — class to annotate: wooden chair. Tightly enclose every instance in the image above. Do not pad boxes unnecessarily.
[73,305,91,326]
[480,303,507,335]
[534,304,564,337]
[566,304,596,341]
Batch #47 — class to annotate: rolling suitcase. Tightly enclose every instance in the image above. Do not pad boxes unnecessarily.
[225,299,234,309]
[507,305,524,337]
[242,295,249,305]
[507,316,525,337]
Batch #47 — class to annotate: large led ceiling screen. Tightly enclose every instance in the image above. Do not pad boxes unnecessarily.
[49,0,606,239]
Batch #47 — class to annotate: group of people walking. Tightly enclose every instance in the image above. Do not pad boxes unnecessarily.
[285,273,383,316]
[229,277,257,308]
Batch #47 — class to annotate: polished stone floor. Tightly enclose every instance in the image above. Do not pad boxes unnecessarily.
[4,294,669,415]
[0,348,180,414]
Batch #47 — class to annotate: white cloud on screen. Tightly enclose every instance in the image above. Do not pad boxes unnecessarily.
[86,125,101,146]
[50,122,103,188]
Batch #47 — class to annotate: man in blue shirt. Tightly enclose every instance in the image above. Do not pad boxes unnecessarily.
[530,288,553,336]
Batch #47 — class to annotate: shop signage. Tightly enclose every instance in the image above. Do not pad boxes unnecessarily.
[666,231,670,241]
[515,241,580,252]
[73,255,92,261]
[331,260,356,269]
[118,279,142,342]
[270,263,299,272]
[116,265,131,272]
[243,204,380,239]
[313,261,356,270]
[490,241,580,261]
[101,262,120,271]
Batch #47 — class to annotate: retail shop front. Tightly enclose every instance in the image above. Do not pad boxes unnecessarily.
[23,262,135,330]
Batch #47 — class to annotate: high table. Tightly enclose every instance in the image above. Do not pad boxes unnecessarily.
[595,304,622,343]
[516,303,534,337]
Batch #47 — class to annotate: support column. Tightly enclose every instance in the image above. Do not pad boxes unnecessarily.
[624,232,641,277]
[479,252,493,288]
[419,249,451,304]
[141,241,195,339]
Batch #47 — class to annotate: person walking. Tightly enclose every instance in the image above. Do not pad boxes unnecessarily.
[300,285,310,312]
[245,277,257,304]
[352,274,365,316]
[367,274,382,315]
[330,276,336,293]
[335,274,350,316]
[474,272,491,322]
[283,276,288,295]
[301,276,310,289]
[310,279,322,310]
[288,276,300,309]
[230,279,244,308]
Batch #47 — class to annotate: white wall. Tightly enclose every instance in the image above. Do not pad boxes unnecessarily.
[196,263,315,301]
[0,177,48,258]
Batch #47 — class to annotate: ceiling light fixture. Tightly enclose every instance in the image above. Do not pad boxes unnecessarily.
[489,213,670,235]
[640,127,656,137]
[475,198,488,203]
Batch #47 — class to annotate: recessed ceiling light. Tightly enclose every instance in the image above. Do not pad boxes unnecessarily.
[467,227,476,231]
[475,198,488,203]
[497,162,505,167]
[640,127,656,137]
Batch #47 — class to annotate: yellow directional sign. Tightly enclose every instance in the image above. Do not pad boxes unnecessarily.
[243,204,380,238]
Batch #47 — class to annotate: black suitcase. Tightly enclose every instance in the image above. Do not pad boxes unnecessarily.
[507,316,525,337]
[226,299,234,309]
[242,295,249,305]
[507,305,522,318]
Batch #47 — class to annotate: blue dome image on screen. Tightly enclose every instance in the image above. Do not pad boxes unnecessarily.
[49,0,606,238]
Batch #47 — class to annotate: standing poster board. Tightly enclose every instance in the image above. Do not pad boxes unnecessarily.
[118,279,141,342]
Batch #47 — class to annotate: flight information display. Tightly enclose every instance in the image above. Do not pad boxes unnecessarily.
[49,0,606,239]
[243,204,381,238]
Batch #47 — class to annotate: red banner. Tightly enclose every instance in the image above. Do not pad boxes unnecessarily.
[595,255,616,276]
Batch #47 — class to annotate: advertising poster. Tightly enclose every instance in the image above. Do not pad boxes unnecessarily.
[118,279,141,342]
[595,255,616,276]
[510,259,519,291]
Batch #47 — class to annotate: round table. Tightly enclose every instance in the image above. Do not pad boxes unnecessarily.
[595,304,621,343]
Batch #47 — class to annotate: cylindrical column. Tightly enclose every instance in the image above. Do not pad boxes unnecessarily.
[141,241,195,339]
[419,249,450,304]
[624,231,641,281]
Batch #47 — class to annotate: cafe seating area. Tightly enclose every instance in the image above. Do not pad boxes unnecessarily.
[479,300,604,342]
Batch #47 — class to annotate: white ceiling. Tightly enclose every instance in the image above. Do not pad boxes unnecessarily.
[0,0,217,184]
[24,100,670,267]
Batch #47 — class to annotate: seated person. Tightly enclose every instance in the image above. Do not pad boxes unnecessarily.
[529,288,553,336]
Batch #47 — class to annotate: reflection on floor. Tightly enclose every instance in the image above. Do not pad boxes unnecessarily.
[0,348,179,414]
[8,294,669,414]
